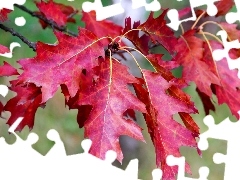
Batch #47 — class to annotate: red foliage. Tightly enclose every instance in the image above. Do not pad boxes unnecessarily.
[0,0,239,179]
[35,0,76,28]
[0,8,12,22]
[0,44,10,54]
[215,0,235,16]
[17,28,104,103]
[82,11,123,46]
[69,57,146,162]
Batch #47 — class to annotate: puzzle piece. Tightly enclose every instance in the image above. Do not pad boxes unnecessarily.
[0,84,8,97]
[0,116,144,180]
[167,155,209,180]
[131,0,160,12]
[0,0,26,58]
[167,0,219,31]
[0,0,25,10]
[82,0,160,21]
[225,0,240,24]
[212,30,240,78]
[198,115,240,180]
[82,0,124,21]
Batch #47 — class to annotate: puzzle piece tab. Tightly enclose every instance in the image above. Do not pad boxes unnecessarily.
[225,0,240,24]
[0,117,142,180]
[0,42,21,58]
[167,155,209,180]
[167,0,219,31]
[0,0,25,10]
[198,115,240,180]
[212,30,240,78]
[82,0,124,21]
[82,0,160,21]
[131,0,160,12]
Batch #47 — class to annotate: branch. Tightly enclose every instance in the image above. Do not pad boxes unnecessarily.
[14,4,77,37]
[0,23,36,51]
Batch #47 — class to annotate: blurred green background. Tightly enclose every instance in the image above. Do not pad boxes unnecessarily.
[0,0,237,179]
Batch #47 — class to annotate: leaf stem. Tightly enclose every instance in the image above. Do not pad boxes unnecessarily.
[191,11,206,29]
[120,48,142,70]
[200,30,213,52]
[200,29,222,84]
[180,24,185,34]
[0,23,36,51]
[58,36,112,66]
[199,31,223,44]
[120,46,157,72]
[199,20,231,41]
[119,48,153,104]
[14,4,77,37]
[103,49,113,121]
[113,28,141,42]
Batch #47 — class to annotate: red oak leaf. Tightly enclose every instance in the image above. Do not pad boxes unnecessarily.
[122,17,149,55]
[196,88,215,115]
[215,0,235,16]
[203,41,240,118]
[36,0,76,27]
[0,62,18,115]
[146,54,179,80]
[174,30,220,96]
[4,80,42,131]
[81,11,123,46]
[0,8,12,22]
[71,57,146,162]
[220,22,240,41]
[17,28,104,103]
[219,22,240,58]
[133,70,198,180]
[146,54,199,137]
[137,10,178,55]
[0,62,19,76]
[0,44,10,54]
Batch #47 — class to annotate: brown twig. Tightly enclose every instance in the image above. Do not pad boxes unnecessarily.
[0,23,36,51]
[14,4,77,37]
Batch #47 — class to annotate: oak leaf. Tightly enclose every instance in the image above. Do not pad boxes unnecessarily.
[174,30,220,96]
[4,81,42,131]
[0,44,10,54]
[133,70,198,180]
[122,17,149,55]
[17,28,104,103]
[0,62,19,115]
[215,0,235,16]
[137,10,178,55]
[81,11,123,46]
[70,57,146,162]
[0,62,19,76]
[203,41,240,118]
[0,8,12,22]
[36,0,76,28]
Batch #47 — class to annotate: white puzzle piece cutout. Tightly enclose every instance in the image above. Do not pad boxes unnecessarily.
[0,42,21,58]
[0,0,25,10]
[0,116,144,180]
[212,30,240,78]
[0,0,26,26]
[167,155,209,180]
[225,0,240,24]
[198,115,240,180]
[82,0,160,21]
[0,85,8,97]
[131,0,160,12]
[167,0,219,31]
[82,0,124,21]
